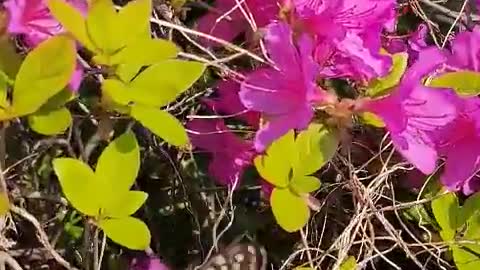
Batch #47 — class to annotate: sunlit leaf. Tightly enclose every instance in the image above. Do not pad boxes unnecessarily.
[428,71,480,96]
[110,39,178,66]
[12,35,76,116]
[254,130,295,188]
[86,0,121,54]
[0,71,9,109]
[339,256,358,270]
[95,131,140,199]
[37,88,74,112]
[102,191,148,218]
[127,60,205,107]
[115,64,141,83]
[130,105,188,146]
[270,188,309,232]
[47,0,96,51]
[117,0,152,44]
[53,158,101,216]
[367,52,408,97]
[432,192,460,240]
[360,112,385,128]
[290,175,321,194]
[293,124,338,176]
[99,216,151,250]
[461,192,480,226]
[28,107,72,135]
[452,245,480,270]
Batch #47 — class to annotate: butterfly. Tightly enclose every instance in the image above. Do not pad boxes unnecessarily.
[189,242,268,270]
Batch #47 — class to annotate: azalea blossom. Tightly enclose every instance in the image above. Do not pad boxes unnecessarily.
[4,0,87,90]
[434,97,480,195]
[196,0,278,46]
[358,47,457,174]
[239,22,330,151]
[384,23,428,64]
[285,0,396,81]
[446,26,480,71]
[203,79,260,128]
[187,119,255,187]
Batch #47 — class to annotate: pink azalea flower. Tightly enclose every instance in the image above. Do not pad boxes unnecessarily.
[4,0,87,91]
[239,22,330,151]
[187,119,256,187]
[196,0,278,46]
[358,48,458,174]
[446,26,480,71]
[434,97,480,195]
[130,255,170,270]
[203,79,260,128]
[287,0,396,81]
[384,24,428,64]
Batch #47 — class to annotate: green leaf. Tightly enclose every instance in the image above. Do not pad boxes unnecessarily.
[37,88,74,112]
[367,52,408,97]
[115,64,142,83]
[453,245,480,270]
[116,0,152,45]
[464,214,480,240]
[0,71,9,109]
[0,192,10,216]
[428,71,480,96]
[28,107,72,135]
[270,188,309,232]
[95,131,140,201]
[47,0,95,51]
[402,204,436,226]
[0,36,21,78]
[102,191,148,218]
[110,39,178,66]
[432,192,460,240]
[293,124,338,176]
[53,158,101,216]
[290,175,321,194]
[86,0,121,54]
[254,130,296,188]
[12,35,76,116]
[339,256,358,270]
[99,216,151,250]
[461,192,480,226]
[102,79,133,105]
[360,112,385,128]
[130,105,188,146]
[126,60,205,107]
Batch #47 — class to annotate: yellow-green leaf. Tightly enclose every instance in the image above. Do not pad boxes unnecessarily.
[0,192,10,216]
[367,52,408,97]
[95,131,140,199]
[270,188,309,232]
[360,112,385,127]
[290,175,321,194]
[293,124,338,176]
[0,71,9,109]
[53,158,101,216]
[432,192,460,240]
[86,0,121,54]
[102,191,148,218]
[12,35,76,116]
[127,60,205,107]
[428,71,480,96]
[117,0,152,45]
[452,245,480,270]
[47,0,96,51]
[115,64,142,83]
[339,256,358,270]
[130,105,188,146]
[0,36,21,78]
[102,79,133,106]
[99,216,151,250]
[254,130,295,188]
[28,107,72,135]
[110,39,178,66]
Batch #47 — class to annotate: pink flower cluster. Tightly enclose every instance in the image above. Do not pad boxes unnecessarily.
[3,0,86,90]
[191,0,480,195]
